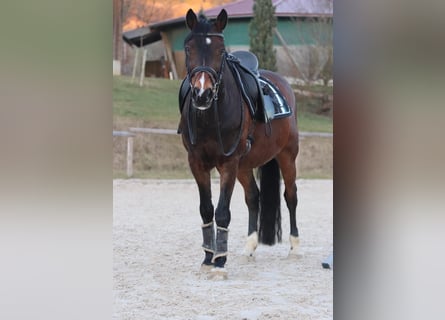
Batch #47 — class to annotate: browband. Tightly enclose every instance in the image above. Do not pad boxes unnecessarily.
[192,32,224,39]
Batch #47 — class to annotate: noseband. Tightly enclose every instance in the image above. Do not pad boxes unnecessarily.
[186,33,226,110]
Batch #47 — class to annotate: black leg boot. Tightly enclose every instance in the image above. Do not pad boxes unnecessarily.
[201,222,215,266]
[212,226,229,268]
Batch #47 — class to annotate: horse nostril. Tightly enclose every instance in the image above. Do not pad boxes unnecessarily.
[204,88,212,100]
[191,86,213,108]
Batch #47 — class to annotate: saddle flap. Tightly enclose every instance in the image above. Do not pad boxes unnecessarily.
[259,77,292,120]
[226,54,260,118]
[230,51,259,77]
[179,77,191,114]
[227,53,292,123]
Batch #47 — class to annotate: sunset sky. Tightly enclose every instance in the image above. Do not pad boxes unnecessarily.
[123,0,235,31]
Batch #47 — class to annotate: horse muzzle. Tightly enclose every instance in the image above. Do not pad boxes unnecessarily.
[191,87,214,110]
[189,66,220,111]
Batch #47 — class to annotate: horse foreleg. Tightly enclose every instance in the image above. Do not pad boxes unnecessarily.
[237,169,259,257]
[212,161,238,273]
[189,161,215,267]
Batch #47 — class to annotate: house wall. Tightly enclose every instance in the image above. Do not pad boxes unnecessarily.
[124,16,332,80]
[121,41,166,76]
[167,17,332,80]
[276,18,332,46]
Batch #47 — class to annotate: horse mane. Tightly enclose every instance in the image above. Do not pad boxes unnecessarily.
[196,12,211,32]
[197,11,208,22]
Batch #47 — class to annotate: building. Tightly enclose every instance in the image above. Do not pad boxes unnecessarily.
[123,0,333,82]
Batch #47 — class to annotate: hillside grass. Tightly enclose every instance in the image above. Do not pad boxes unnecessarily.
[113,75,332,179]
[113,76,180,128]
[113,76,333,132]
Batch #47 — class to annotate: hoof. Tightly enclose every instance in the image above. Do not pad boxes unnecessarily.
[239,254,255,264]
[242,231,258,257]
[288,251,304,259]
[209,267,228,280]
[199,263,214,273]
[288,235,303,257]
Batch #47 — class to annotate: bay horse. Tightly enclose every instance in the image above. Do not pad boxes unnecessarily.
[178,9,300,277]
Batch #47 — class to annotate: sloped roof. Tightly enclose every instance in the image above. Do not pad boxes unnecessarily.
[205,0,333,18]
[122,27,161,47]
[150,0,332,30]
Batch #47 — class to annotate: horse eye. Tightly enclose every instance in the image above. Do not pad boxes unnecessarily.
[184,46,190,55]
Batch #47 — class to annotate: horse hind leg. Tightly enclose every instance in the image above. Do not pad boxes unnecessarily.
[285,180,300,255]
[237,169,260,257]
[276,152,300,256]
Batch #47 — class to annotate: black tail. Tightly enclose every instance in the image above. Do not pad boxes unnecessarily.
[258,158,282,245]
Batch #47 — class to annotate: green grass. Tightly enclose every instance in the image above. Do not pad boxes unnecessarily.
[297,111,333,132]
[113,76,182,128]
[113,75,333,133]
[294,85,333,132]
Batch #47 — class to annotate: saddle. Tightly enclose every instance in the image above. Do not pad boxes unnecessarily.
[178,51,291,125]
[227,51,292,124]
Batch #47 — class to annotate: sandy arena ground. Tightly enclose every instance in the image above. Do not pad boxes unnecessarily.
[113,179,333,320]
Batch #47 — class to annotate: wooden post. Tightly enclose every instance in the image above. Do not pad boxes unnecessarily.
[113,0,123,61]
[113,130,136,178]
[131,47,139,83]
[126,136,134,177]
[161,32,178,79]
[139,48,147,87]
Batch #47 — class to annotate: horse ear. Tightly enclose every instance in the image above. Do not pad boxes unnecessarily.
[215,9,228,31]
[186,9,197,30]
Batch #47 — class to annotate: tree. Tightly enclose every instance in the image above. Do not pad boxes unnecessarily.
[113,0,123,61]
[249,0,277,71]
[290,0,333,84]
[122,0,169,29]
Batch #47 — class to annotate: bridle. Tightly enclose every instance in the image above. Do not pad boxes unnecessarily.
[185,32,227,110]
[184,31,246,157]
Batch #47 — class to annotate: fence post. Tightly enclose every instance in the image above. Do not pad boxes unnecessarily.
[126,136,134,177]
[113,131,136,178]
[139,48,147,87]
[131,47,139,83]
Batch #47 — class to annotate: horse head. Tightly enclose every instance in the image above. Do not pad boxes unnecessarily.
[184,9,228,110]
